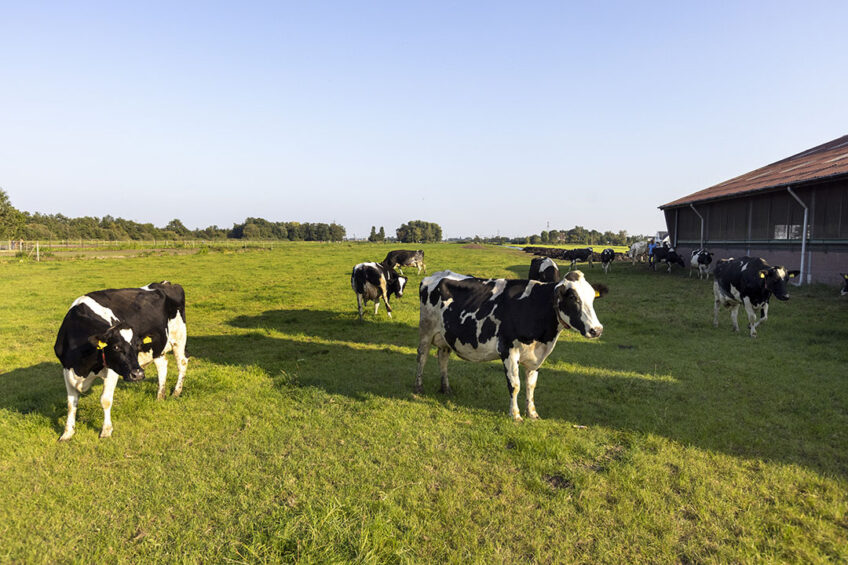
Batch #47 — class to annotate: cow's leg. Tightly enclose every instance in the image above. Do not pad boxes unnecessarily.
[379,279,392,318]
[503,351,522,421]
[99,369,120,438]
[171,344,189,399]
[438,347,451,394]
[154,357,168,400]
[743,298,764,338]
[60,369,81,441]
[167,314,189,397]
[525,368,540,420]
[356,294,364,321]
[730,304,741,333]
[414,339,430,394]
[713,285,722,328]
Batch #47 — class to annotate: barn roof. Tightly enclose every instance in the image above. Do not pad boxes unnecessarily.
[660,134,848,209]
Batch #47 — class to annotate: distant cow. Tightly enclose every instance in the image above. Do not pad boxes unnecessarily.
[651,246,685,273]
[415,270,607,420]
[713,257,799,338]
[383,249,426,275]
[529,257,560,283]
[600,248,615,273]
[628,241,648,264]
[564,247,594,269]
[351,262,408,321]
[689,249,714,279]
[54,281,188,440]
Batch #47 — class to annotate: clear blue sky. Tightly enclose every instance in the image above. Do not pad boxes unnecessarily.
[2,1,847,239]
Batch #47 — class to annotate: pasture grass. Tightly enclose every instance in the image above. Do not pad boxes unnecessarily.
[0,242,846,563]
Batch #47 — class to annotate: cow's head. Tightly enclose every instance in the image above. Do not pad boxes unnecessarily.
[701,251,713,265]
[555,271,606,339]
[840,273,847,296]
[758,266,799,301]
[389,274,408,298]
[88,324,146,382]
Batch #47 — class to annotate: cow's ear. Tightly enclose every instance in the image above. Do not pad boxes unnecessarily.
[88,335,108,349]
[758,270,768,279]
[787,270,800,279]
[592,283,609,299]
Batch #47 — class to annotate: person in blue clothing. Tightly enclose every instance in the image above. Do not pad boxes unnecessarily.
[647,238,657,268]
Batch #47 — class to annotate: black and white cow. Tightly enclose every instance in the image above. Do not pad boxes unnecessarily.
[689,249,714,279]
[383,249,426,275]
[651,246,685,273]
[600,248,615,273]
[415,270,607,421]
[841,273,848,296]
[351,262,408,321]
[564,247,594,269]
[713,257,799,338]
[53,281,188,440]
[529,257,560,283]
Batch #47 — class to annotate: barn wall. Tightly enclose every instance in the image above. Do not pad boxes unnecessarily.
[664,176,848,287]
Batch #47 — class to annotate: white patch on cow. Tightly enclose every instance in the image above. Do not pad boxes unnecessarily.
[137,348,155,367]
[740,262,748,272]
[518,280,540,300]
[71,296,119,324]
[119,328,134,343]
[421,271,471,294]
[775,267,786,279]
[488,279,507,299]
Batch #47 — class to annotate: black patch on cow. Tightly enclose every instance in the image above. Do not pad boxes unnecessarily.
[558,287,587,335]
[479,318,497,344]
[564,271,581,282]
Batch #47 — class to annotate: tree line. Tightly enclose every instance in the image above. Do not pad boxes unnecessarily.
[0,189,347,242]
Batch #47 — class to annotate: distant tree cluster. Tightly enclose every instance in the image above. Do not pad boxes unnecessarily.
[0,189,346,241]
[456,226,644,246]
[368,226,386,242]
[396,220,442,243]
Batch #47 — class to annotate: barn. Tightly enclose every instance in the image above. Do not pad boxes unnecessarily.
[659,134,848,285]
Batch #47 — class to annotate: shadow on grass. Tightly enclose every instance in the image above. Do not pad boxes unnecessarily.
[193,328,848,478]
[0,362,68,434]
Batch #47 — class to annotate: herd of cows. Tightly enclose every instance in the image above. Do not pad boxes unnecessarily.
[51,243,845,440]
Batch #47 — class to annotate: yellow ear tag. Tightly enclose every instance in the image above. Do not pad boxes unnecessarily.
[97,341,107,350]
[143,336,153,344]
[594,291,601,298]
[759,272,765,279]
[788,273,796,278]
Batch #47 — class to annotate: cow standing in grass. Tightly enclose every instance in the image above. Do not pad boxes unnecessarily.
[415,270,606,421]
[54,281,188,440]
[600,248,615,273]
[351,262,408,321]
[383,250,426,275]
[713,257,798,337]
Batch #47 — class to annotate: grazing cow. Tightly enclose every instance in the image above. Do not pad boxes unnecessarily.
[841,274,848,296]
[529,257,560,283]
[415,270,607,421]
[713,257,799,337]
[689,249,714,279]
[628,241,648,264]
[351,262,408,321]
[600,248,615,273]
[53,281,188,441]
[564,247,594,269]
[383,249,426,275]
[651,246,685,273]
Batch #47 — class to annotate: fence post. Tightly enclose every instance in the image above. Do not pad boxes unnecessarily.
[36,241,40,262]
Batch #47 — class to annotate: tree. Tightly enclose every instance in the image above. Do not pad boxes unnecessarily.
[396,220,442,243]
[368,226,378,242]
[0,188,24,239]
[378,226,385,241]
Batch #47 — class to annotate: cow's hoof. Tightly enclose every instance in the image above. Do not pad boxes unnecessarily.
[157,391,167,401]
[528,411,540,420]
[511,414,524,423]
[413,384,423,394]
[99,427,113,439]
[58,432,74,442]
[172,388,183,398]
[439,385,452,395]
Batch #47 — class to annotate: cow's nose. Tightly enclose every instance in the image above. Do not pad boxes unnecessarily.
[129,369,146,381]
[588,326,603,338]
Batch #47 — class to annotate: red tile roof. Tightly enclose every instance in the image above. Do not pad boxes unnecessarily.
[660,134,848,208]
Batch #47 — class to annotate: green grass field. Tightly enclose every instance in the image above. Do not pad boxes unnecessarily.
[1,243,846,563]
